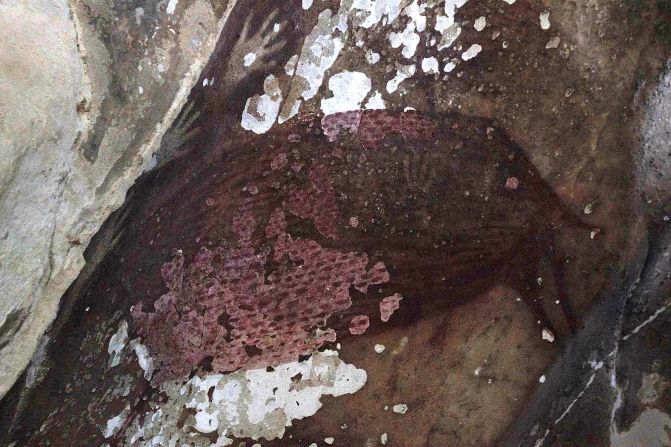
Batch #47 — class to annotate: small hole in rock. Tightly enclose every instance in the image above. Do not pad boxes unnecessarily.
[244,344,263,357]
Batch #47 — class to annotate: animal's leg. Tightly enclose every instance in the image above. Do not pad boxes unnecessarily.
[536,253,573,338]
[548,241,580,334]
[504,243,572,339]
[502,252,552,333]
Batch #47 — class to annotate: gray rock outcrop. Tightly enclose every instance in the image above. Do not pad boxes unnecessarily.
[0,0,235,399]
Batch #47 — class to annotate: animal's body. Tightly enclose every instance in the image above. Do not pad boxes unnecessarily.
[125,109,588,380]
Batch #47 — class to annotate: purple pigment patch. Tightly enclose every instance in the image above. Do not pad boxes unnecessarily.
[358,110,437,150]
[287,163,339,239]
[349,315,370,335]
[321,110,437,150]
[380,293,402,322]
[271,152,288,171]
[321,111,362,142]
[130,133,416,383]
[132,204,390,383]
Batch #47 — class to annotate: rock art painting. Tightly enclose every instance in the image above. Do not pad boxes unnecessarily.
[133,107,591,383]
[1,0,671,446]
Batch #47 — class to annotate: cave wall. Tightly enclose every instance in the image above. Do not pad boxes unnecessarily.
[0,0,236,399]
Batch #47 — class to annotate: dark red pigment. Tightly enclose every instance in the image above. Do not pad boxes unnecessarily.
[132,175,390,383]
[286,163,339,239]
[131,110,588,383]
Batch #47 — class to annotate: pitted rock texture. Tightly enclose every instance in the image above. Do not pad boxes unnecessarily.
[125,108,590,387]
[132,210,390,382]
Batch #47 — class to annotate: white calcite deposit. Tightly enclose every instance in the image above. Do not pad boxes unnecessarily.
[321,71,372,115]
[122,350,367,445]
[242,75,283,134]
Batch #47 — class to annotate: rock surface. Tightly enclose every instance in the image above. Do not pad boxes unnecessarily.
[0,0,235,398]
[1,0,671,445]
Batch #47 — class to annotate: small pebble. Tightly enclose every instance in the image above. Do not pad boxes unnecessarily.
[474,16,486,32]
[539,11,550,30]
[584,202,594,215]
[546,36,561,49]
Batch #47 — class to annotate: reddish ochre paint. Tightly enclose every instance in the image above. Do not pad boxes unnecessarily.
[132,153,392,382]
[132,110,586,383]
[286,164,340,239]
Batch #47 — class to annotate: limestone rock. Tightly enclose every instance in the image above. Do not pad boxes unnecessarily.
[0,0,233,399]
